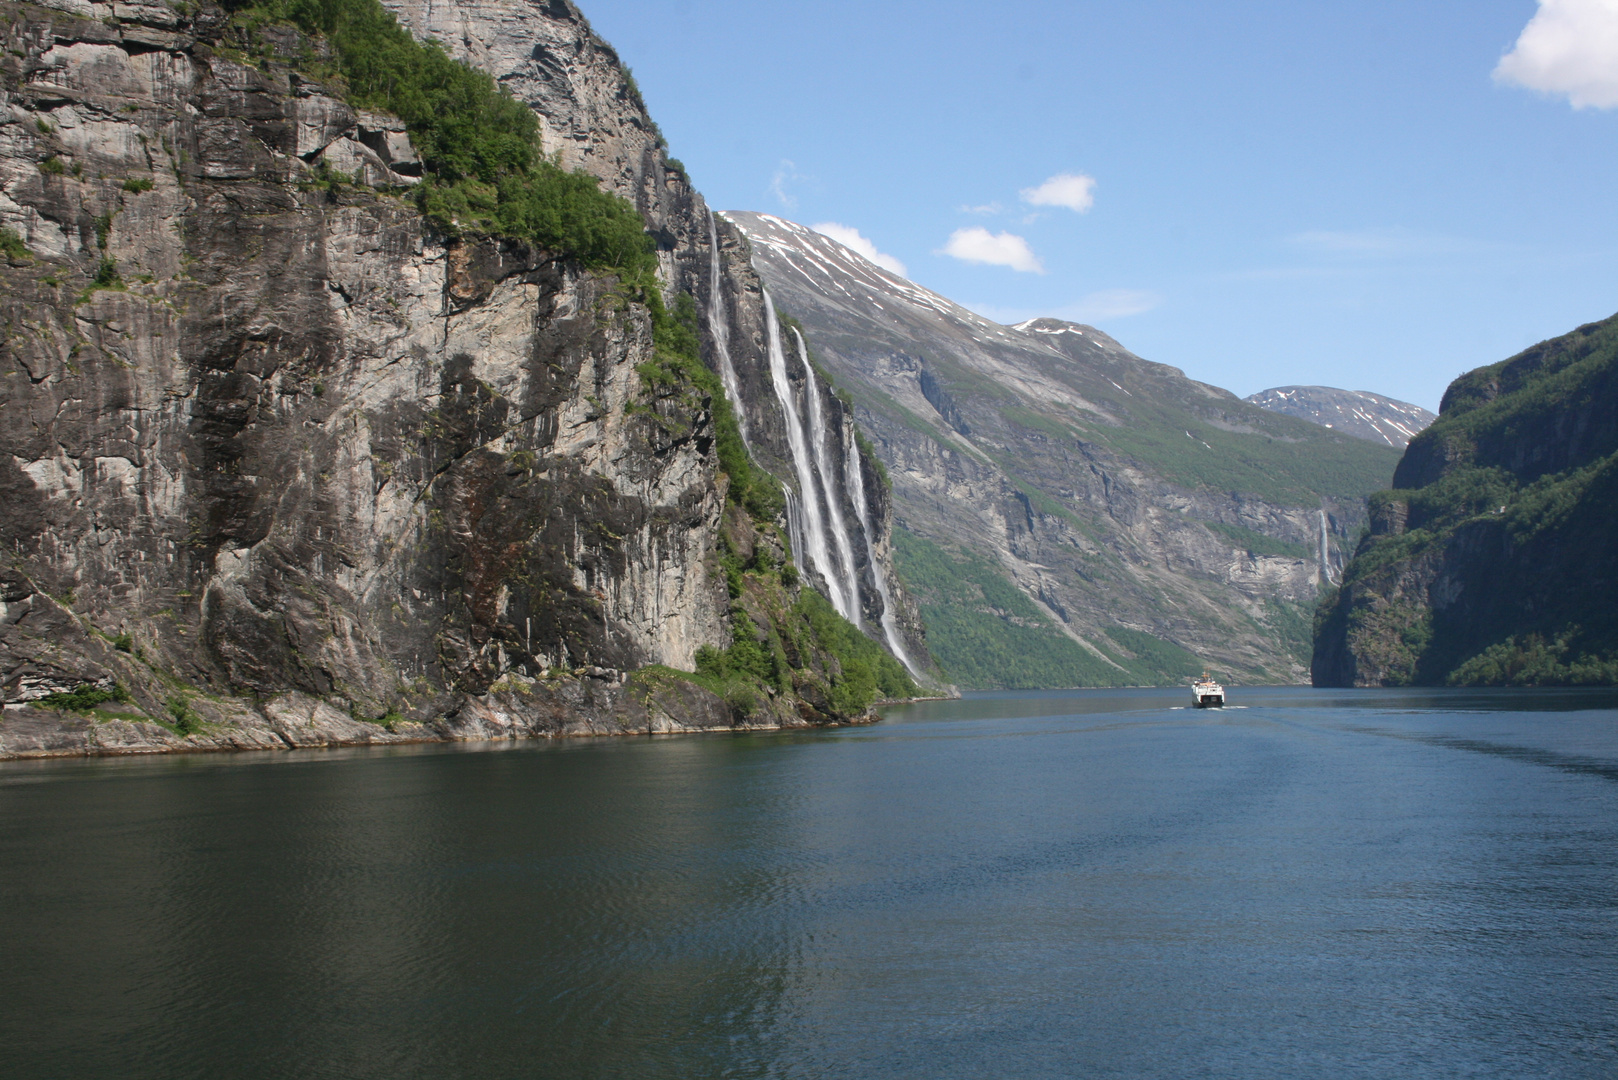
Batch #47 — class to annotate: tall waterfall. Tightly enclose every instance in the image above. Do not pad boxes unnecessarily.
[1318,508,1337,587]
[705,210,748,444]
[763,289,856,620]
[793,328,862,624]
[844,430,922,678]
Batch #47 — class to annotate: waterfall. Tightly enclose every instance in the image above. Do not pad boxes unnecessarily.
[705,210,748,443]
[763,289,855,621]
[844,432,922,678]
[757,289,917,677]
[793,327,862,625]
[1318,508,1337,586]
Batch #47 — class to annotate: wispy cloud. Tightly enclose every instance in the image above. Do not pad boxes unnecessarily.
[810,222,908,277]
[1019,173,1097,213]
[1495,0,1618,109]
[1286,227,1492,257]
[1069,289,1161,320]
[1217,228,1502,282]
[964,289,1161,326]
[938,227,1045,273]
[958,201,1004,215]
[1214,265,1356,283]
[770,159,805,210]
[962,301,1040,324]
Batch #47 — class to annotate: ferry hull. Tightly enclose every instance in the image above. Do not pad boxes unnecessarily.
[1191,674,1225,708]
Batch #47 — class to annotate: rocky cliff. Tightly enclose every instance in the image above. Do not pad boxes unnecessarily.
[1244,386,1434,449]
[1313,310,1618,686]
[727,213,1402,687]
[0,0,925,759]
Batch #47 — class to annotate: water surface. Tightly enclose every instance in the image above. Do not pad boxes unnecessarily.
[3,687,1616,1078]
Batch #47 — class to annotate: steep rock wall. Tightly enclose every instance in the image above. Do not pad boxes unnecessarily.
[1313,311,1618,686]
[0,0,926,758]
[379,0,931,673]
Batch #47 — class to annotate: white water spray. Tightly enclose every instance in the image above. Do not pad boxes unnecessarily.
[844,431,921,678]
[763,289,855,620]
[705,210,748,444]
[793,327,862,625]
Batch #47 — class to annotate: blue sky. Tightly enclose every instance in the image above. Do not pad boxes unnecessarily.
[586,0,1618,411]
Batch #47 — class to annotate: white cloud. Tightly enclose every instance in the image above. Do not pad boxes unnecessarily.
[958,201,1003,215]
[1495,0,1618,109]
[810,222,908,277]
[1019,172,1097,213]
[770,159,803,209]
[938,227,1045,273]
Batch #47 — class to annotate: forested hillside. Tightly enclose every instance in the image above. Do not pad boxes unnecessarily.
[1314,311,1618,686]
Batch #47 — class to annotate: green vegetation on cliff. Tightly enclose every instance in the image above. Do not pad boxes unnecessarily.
[1315,311,1618,686]
[1071,399,1401,508]
[639,292,784,523]
[659,515,916,719]
[0,227,30,261]
[894,532,1204,688]
[228,0,790,529]
[710,588,915,711]
[225,0,655,274]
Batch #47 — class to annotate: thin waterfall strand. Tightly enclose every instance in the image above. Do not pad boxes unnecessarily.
[705,210,749,444]
[785,490,806,585]
[844,432,922,678]
[763,289,854,620]
[793,327,862,626]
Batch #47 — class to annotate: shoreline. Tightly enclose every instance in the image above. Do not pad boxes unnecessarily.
[0,686,961,763]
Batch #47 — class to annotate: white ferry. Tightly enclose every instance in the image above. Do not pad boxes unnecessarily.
[1191,672,1225,708]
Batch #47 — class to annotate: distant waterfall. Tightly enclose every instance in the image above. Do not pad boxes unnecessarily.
[1318,508,1337,586]
[705,210,748,443]
[844,431,921,678]
[763,290,856,620]
[793,327,862,624]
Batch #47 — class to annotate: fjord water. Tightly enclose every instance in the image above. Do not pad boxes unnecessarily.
[3,689,1615,1079]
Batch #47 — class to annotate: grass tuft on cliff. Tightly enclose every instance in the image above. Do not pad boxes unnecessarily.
[0,226,31,261]
[224,0,655,275]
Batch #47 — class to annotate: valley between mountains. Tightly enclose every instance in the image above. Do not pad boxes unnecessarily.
[727,213,1401,688]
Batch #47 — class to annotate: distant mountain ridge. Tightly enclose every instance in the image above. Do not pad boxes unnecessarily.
[1245,386,1435,449]
[726,212,1402,686]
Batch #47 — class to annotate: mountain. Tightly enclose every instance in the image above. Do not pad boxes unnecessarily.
[1244,386,1435,449]
[0,0,928,758]
[725,212,1403,687]
[1313,311,1618,687]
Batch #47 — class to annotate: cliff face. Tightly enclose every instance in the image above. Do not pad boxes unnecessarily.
[1313,311,1618,687]
[727,213,1402,686]
[0,0,924,758]
[381,0,931,676]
